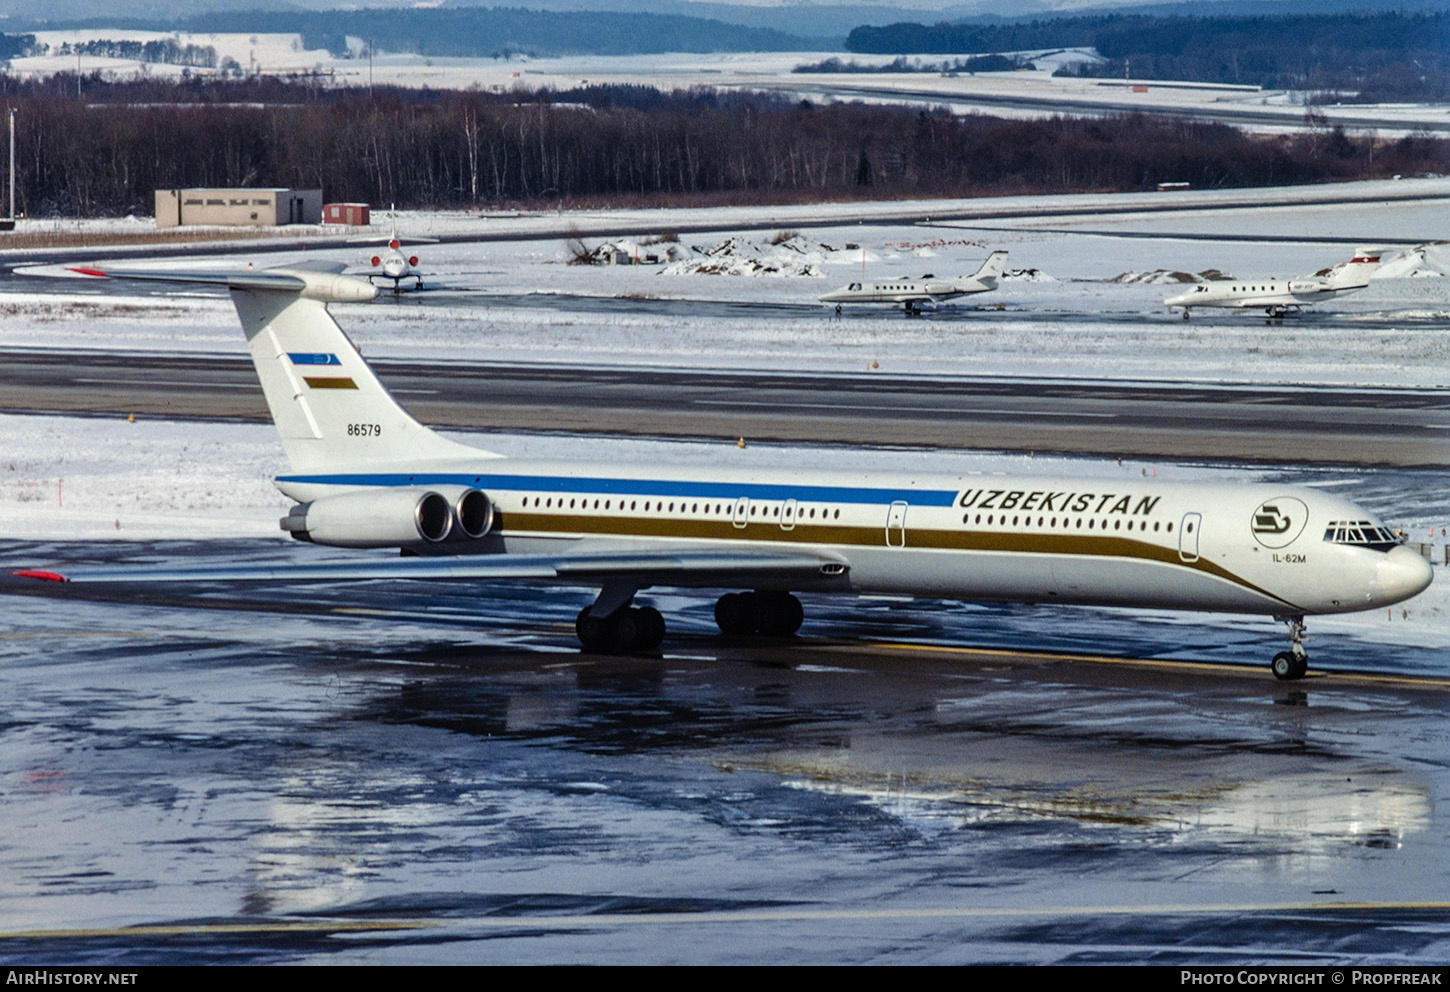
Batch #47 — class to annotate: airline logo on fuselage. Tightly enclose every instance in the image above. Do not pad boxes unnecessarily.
[957,489,1161,516]
[1251,497,1308,549]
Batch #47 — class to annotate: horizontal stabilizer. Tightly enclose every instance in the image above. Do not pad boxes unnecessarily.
[68,265,378,303]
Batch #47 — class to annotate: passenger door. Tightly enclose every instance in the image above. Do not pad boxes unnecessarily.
[1179,512,1202,563]
[886,501,908,548]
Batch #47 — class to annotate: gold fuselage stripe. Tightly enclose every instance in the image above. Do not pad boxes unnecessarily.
[492,510,1297,608]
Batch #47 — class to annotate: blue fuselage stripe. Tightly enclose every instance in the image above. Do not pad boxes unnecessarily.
[276,472,961,507]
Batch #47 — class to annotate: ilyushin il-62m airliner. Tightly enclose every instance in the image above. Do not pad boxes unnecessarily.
[14,266,1432,680]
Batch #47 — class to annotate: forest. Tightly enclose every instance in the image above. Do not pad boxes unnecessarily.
[0,77,1443,218]
[846,12,1450,102]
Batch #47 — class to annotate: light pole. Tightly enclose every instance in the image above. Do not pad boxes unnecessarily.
[3,106,14,231]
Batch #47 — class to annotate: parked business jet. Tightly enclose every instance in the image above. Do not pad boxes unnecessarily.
[13,265,1431,680]
[1165,249,1383,320]
[820,250,1007,314]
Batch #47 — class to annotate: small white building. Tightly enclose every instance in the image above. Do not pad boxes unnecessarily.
[155,188,322,227]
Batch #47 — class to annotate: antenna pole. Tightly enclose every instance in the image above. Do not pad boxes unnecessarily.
[7,107,14,224]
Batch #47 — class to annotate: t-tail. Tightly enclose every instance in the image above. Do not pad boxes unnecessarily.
[960,250,1008,291]
[69,265,484,474]
[1324,247,1383,291]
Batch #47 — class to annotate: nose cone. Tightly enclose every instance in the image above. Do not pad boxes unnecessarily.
[1376,545,1434,605]
[1164,290,1192,307]
[819,288,845,303]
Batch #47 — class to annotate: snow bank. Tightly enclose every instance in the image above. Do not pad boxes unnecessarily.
[1110,268,1234,284]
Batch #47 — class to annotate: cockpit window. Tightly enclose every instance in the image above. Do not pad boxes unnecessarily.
[1323,519,1402,552]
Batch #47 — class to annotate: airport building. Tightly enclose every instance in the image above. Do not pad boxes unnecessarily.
[154,188,323,228]
[322,202,371,226]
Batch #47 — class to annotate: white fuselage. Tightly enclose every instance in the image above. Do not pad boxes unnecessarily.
[276,460,1431,618]
[819,279,979,306]
[1165,278,1363,313]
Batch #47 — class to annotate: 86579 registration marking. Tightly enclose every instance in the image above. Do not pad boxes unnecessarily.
[347,423,382,437]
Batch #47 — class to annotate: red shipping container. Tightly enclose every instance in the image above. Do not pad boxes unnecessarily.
[323,203,371,225]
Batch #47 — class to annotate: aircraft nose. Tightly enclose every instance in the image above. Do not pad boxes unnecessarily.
[1376,545,1434,604]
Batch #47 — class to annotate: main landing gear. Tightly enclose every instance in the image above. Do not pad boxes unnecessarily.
[576,603,665,652]
[574,588,805,653]
[1270,615,1309,681]
[714,591,804,637]
[575,579,664,652]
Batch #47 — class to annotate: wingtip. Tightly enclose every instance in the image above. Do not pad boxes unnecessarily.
[66,267,109,278]
[12,569,68,582]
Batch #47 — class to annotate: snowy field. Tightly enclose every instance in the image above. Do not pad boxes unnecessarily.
[12,31,1450,136]
[12,177,1450,385]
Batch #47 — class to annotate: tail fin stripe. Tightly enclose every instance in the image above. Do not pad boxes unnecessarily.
[288,352,342,366]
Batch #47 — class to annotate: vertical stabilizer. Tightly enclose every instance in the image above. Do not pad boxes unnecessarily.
[229,274,485,473]
[960,250,1008,290]
[1324,248,1383,290]
[67,264,488,474]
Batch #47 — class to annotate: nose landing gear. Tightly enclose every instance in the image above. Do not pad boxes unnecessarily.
[1270,615,1309,680]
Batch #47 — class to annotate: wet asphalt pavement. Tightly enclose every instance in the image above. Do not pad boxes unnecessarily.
[0,530,1446,964]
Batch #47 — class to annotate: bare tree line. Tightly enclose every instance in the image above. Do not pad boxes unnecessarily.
[0,78,1443,217]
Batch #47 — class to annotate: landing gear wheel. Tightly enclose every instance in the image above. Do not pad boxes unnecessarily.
[755,592,804,636]
[714,591,803,637]
[576,606,610,652]
[576,605,667,653]
[634,606,666,650]
[1271,651,1300,681]
[1182,309,1190,320]
[715,592,758,636]
[1271,615,1309,680]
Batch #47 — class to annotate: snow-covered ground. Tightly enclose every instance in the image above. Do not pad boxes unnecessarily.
[13,178,1450,385]
[11,31,1450,136]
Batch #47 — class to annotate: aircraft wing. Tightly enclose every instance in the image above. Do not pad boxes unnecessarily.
[13,547,850,590]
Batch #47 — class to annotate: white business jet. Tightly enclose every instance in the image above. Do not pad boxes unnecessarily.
[820,250,1007,314]
[351,214,437,295]
[1165,248,1382,320]
[13,265,1431,680]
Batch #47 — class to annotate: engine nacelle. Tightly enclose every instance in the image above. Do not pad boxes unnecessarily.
[280,487,495,548]
[433,485,495,540]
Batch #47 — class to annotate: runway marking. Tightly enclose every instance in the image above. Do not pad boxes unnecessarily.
[857,640,1450,688]
[6,900,1447,940]
[71,377,254,390]
[0,630,152,640]
[693,399,1116,418]
[0,919,434,940]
